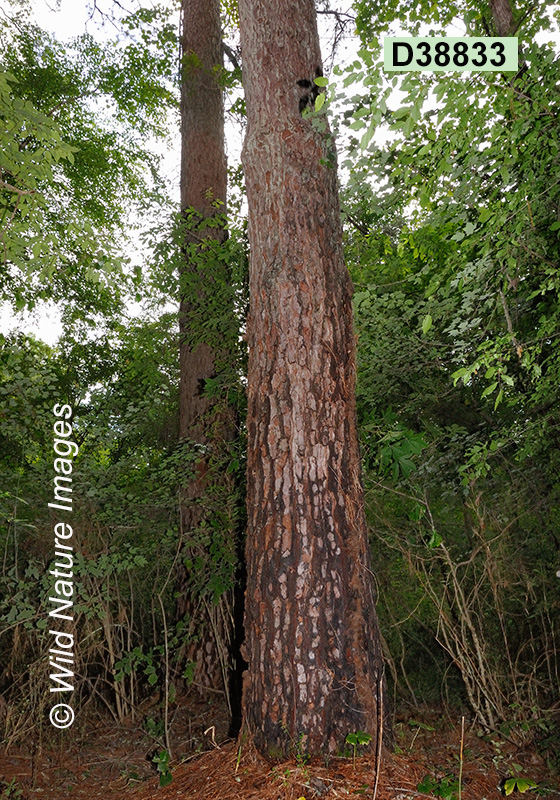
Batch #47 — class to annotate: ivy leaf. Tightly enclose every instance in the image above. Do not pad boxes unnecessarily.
[315,93,326,112]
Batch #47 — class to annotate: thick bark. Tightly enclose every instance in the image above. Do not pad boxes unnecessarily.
[490,0,514,36]
[180,0,226,220]
[238,0,387,758]
[179,0,226,444]
[177,0,232,697]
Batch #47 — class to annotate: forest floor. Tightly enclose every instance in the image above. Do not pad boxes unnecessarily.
[1,696,559,800]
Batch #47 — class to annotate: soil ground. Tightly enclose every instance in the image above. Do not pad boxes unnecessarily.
[1,697,558,800]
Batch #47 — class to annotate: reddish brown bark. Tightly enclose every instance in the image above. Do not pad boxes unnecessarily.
[179,0,226,442]
[238,0,387,759]
[177,0,231,696]
[180,0,226,220]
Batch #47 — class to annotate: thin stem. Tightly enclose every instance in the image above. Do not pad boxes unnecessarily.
[458,716,465,800]
[157,593,172,760]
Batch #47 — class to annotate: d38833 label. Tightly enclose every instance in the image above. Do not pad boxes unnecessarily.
[384,38,518,72]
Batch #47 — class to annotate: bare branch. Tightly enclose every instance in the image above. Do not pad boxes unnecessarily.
[316,9,356,22]
[0,180,36,197]
[222,41,241,71]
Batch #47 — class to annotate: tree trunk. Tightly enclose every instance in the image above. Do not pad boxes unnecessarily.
[238,0,388,759]
[490,0,514,36]
[180,0,226,221]
[177,0,233,700]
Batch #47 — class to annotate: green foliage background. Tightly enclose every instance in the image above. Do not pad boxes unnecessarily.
[336,0,560,762]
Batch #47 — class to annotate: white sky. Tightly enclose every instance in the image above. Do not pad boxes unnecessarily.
[32,0,91,37]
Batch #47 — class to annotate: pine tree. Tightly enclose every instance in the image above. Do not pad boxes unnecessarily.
[238,0,388,758]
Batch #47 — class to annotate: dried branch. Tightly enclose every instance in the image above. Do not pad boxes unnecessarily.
[222,41,241,71]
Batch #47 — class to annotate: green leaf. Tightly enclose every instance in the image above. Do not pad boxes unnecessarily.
[314,76,328,87]
[481,382,498,398]
[418,775,438,793]
[159,771,173,787]
[315,93,325,112]
[360,125,375,150]
[515,779,537,793]
[409,503,424,522]
[451,367,469,385]
[503,779,516,795]
[427,530,442,548]
[422,314,433,334]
